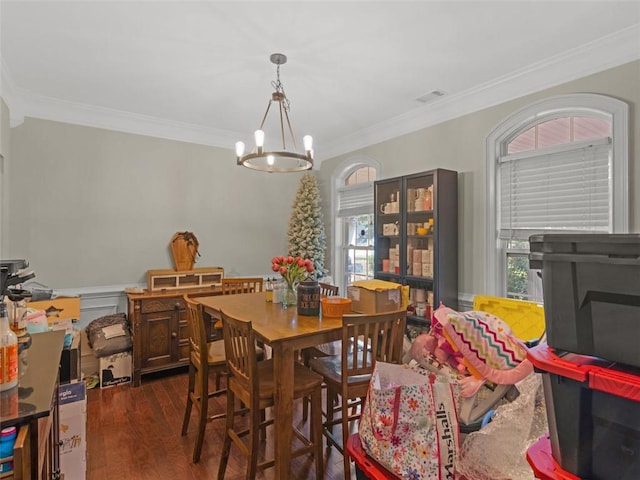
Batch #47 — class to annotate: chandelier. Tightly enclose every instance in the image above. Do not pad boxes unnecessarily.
[235,53,313,173]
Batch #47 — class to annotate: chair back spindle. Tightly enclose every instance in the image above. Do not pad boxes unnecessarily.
[319,282,339,297]
[222,277,264,295]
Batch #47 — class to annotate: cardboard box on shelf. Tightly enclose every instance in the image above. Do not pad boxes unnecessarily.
[99,351,132,388]
[27,296,80,333]
[347,280,402,314]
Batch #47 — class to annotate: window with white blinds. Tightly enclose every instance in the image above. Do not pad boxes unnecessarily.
[337,182,374,217]
[498,136,612,240]
[485,94,628,299]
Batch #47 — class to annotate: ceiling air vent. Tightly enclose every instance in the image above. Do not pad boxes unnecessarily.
[416,90,446,103]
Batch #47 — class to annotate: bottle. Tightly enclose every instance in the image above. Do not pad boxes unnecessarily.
[264,277,274,302]
[9,299,27,337]
[0,302,19,392]
[423,186,433,210]
[272,281,284,304]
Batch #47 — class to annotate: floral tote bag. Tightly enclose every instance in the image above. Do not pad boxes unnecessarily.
[359,362,460,479]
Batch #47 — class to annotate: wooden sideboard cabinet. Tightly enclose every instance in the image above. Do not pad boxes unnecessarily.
[127,288,221,386]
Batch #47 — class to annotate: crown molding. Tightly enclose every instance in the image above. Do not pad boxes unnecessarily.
[317,23,640,163]
[2,24,638,162]
[0,57,25,127]
[17,90,239,148]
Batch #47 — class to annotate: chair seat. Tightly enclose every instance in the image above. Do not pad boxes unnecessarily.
[231,360,323,401]
[308,353,373,386]
[306,340,343,357]
[207,339,226,364]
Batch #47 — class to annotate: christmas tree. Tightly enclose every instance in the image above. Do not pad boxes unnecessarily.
[287,173,327,279]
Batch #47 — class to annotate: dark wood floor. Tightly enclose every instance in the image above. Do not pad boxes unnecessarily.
[86,367,355,479]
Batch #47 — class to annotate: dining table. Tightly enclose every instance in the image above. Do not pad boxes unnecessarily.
[195,291,344,479]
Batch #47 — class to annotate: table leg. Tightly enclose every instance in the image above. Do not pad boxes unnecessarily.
[272,342,294,479]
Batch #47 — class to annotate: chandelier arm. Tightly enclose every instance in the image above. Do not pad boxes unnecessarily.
[278,98,287,150]
[258,100,274,131]
[282,107,299,151]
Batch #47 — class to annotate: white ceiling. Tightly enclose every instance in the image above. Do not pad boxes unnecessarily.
[1,1,639,161]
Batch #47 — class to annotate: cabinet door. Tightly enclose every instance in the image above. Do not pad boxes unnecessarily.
[403,172,436,326]
[405,169,458,316]
[375,177,403,279]
[405,171,435,280]
[140,310,178,369]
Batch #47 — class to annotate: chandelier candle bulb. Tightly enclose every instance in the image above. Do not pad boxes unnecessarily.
[303,135,313,152]
[254,130,265,148]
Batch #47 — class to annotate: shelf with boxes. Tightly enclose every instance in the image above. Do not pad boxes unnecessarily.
[374,168,458,327]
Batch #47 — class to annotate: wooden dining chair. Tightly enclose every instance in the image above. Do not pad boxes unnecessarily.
[221,277,264,295]
[319,282,339,297]
[213,277,266,333]
[181,295,227,463]
[217,311,324,480]
[308,309,407,478]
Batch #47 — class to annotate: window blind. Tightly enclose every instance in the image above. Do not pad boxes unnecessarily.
[337,182,374,217]
[499,137,611,240]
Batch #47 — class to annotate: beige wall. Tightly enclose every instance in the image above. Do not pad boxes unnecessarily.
[6,119,302,288]
[1,99,10,256]
[318,61,640,298]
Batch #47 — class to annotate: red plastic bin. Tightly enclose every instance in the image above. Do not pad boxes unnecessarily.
[527,435,582,480]
[346,433,399,480]
[527,343,640,479]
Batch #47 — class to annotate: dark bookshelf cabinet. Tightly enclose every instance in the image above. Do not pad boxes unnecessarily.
[374,169,458,327]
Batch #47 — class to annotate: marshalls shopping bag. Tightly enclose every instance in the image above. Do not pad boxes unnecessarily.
[359,362,460,479]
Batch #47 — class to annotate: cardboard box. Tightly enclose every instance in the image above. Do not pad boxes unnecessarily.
[58,381,87,480]
[347,280,402,314]
[99,351,132,388]
[27,297,80,332]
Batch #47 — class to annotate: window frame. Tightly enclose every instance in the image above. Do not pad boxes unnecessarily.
[485,93,629,297]
[331,157,380,295]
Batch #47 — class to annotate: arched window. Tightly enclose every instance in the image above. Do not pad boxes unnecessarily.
[486,94,628,300]
[333,160,379,294]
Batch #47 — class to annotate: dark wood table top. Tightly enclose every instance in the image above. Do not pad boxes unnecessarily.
[0,330,65,426]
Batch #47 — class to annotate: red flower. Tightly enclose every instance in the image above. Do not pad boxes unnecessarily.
[272,255,314,288]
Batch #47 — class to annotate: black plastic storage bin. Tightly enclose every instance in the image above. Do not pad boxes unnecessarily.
[529,233,640,368]
[528,343,640,480]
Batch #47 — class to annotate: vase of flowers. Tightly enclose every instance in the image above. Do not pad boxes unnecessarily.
[271,255,314,308]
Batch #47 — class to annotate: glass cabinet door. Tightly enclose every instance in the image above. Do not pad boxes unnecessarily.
[405,172,434,280]
[374,178,402,279]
